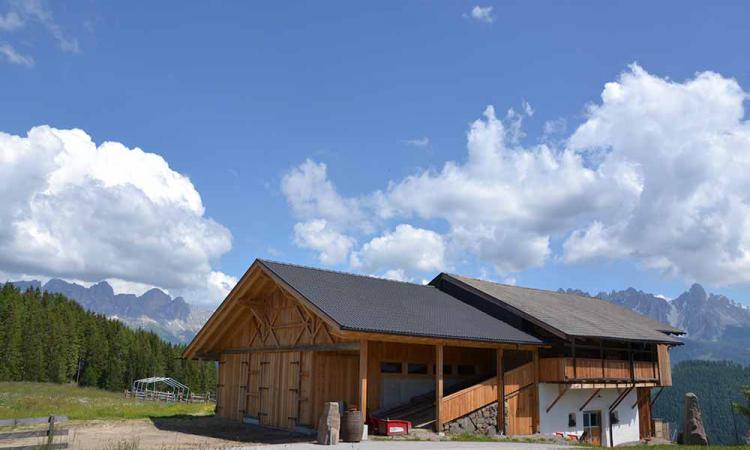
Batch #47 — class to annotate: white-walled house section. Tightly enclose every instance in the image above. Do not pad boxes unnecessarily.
[538,384,639,447]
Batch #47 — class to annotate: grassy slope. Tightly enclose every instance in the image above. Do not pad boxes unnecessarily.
[0,382,214,421]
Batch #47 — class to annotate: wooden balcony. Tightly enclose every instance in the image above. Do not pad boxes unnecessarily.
[538,357,659,383]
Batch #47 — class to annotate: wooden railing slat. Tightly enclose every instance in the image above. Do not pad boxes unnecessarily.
[0,416,68,427]
[3,444,67,450]
[0,428,68,441]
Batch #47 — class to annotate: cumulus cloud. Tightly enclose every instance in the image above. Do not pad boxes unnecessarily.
[352,224,446,274]
[283,65,750,286]
[564,65,750,284]
[293,219,354,265]
[0,125,234,303]
[468,5,495,23]
[281,159,364,229]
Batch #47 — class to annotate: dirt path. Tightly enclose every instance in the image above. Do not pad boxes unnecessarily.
[64,416,311,449]
[5,417,572,450]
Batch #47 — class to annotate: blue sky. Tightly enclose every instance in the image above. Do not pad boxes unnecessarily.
[2,1,750,305]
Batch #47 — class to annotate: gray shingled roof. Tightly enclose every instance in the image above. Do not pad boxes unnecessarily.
[260,260,542,345]
[440,274,681,344]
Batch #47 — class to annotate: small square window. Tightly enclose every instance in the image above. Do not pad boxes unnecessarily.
[457,364,476,376]
[568,413,576,427]
[380,362,402,374]
[407,363,428,374]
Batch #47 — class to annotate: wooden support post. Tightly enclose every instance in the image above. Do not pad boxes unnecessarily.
[359,339,368,423]
[572,338,577,380]
[436,344,444,433]
[628,342,634,382]
[532,348,540,433]
[496,349,504,435]
[46,415,55,447]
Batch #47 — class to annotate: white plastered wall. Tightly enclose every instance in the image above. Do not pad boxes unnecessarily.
[538,384,640,447]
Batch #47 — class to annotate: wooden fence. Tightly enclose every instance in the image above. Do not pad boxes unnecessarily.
[0,416,68,450]
[124,389,215,403]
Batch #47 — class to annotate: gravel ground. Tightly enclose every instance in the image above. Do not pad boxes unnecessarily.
[4,416,572,450]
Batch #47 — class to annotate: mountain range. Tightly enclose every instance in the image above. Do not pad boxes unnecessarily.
[8,278,750,365]
[9,279,211,343]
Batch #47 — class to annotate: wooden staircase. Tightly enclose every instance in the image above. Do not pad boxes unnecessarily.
[440,362,535,424]
[373,362,537,433]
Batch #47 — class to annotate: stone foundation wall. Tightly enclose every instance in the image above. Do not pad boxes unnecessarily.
[443,401,505,435]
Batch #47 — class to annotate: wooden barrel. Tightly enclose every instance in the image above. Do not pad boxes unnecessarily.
[340,406,363,442]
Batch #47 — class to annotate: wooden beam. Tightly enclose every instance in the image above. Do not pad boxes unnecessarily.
[222,342,359,354]
[334,330,543,350]
[496,349,504,435]
[579,388,601,411]
[561,381,656,389]
[359,340,368,423]
[183,264,262,359]
[435,344,444,432]
[609,386,633,412]
[257,262,342,332]
[532,348,540,433]
[650,387,665,408]
[545,385,569,414]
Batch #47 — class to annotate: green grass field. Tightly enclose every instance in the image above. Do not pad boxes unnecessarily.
[0,382,214,421]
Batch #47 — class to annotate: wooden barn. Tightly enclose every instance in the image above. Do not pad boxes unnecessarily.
[183,259,682,446]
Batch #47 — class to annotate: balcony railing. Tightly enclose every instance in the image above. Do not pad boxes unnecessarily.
[539,357,658,383]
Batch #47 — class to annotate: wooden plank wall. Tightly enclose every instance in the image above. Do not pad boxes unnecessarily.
[217,353,245,421]
[440,376,497,424]
[538,357,564,382]
[310,351,359,425]
[657,345,672,386]
[214,271,352,427]
[506,384,536,435]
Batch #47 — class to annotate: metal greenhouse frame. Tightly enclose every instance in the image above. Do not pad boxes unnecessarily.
[131,377,190,402]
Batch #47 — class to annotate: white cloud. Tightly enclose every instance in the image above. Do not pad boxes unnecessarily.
[281,159,363,229]
[0,125,233,304]
[403,137,430,148]
[352,224,446,274]
[293,219,354,265]
[0,42,33,66]
[283,65,750,287]
[14,0,79,53]
[0,10,23,31]
[0,0,78,66]
[468,5,495,23]
[522,99,534,117]
[563,64,750,284]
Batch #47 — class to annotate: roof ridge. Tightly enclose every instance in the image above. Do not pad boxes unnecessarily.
[448,272,602,300]
[259,259,433,288]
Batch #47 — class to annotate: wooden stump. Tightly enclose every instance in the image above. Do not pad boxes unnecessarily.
[317,402,340,445]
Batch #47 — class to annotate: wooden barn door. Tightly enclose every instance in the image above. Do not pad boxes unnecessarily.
[246,353,261,419]
[256,351,307,429]
[216,353,245,421]
[258,353,273,426]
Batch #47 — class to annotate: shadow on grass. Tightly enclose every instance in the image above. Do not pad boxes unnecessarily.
[148,414,312,445]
